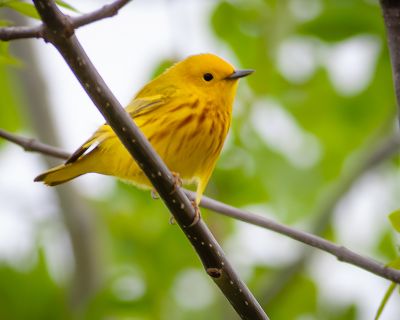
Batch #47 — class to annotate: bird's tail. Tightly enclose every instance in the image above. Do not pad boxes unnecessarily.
[34,162,86,186]
[34,131,104,186]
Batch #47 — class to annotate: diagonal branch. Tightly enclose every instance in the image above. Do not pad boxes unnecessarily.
[4,7,101,308]
[191,191,400,284]
[2,129,400,284]
[380,0,400,125]
[0,0,131,41]
[28,1,268,319]
[262,125,400,303]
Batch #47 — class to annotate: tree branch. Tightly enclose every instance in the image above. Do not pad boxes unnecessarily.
[7,9,103,307]
[0,25,43,41]
[72,0,131,29]
[2,129,400,284]
[0,128,70,159]
[380,0,400,125]
[4,7,101,309]
[26,1,268,319]
[0,0,131,41]
[192,191,400,284]
[261,126,400,303]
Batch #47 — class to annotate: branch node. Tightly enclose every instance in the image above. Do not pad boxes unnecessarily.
[61,15,75,39]
[336,246,348,262]
[24,138,36,151]
[206,268,222,278]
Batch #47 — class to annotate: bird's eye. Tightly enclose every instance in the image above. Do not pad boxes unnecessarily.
[203,73,214,81]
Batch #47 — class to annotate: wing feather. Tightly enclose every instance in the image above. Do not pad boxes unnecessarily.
[66,96,165,164]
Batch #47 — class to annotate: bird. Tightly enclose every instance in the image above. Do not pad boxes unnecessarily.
[34,53,253,204]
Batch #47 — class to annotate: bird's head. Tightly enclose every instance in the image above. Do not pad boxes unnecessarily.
[164,53,253,103]
[136,53,253,107]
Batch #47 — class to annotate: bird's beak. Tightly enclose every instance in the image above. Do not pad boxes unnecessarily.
[226,69,254,80]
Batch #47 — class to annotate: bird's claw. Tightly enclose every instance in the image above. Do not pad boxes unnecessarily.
[169,171,183,195]
[185,200,201,228]
[152,171,182,198]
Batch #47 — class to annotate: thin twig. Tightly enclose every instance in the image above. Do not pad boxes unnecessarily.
[0,0,131,41]
[2,129,400,284]
[0,25,43,41]
[261,128,400,303]
[191,191,400,284]
[30,1,268,319]
[0,128,69,159]
[73,0,131,28]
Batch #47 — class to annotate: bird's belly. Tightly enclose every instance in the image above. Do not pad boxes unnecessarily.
[150,124,218,182]
[105,135,215,188]
[99,113,228,189]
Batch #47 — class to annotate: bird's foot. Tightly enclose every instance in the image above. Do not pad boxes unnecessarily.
[169,171,183,194]
[151,171,182,198]
[168,200,200,228]
[185,200,201,228]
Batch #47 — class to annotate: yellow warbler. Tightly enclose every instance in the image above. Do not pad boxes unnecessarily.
[35,53,253,203]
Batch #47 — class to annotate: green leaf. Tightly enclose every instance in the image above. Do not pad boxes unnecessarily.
[267,274,318,318]
[389,209,400,233]
[55,0,78,13]
[328,304,358,320]
[0,42,21,66]
[387,257,400,269]
[375,282,397,320]
[0,43,23,134]
[298,1,383,42]
[2,1,40,19]
[0,249,70,320]
[375,257,400,318]
[376,230,397,260]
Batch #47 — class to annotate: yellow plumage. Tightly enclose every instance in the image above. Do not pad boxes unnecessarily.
[34,54,253,203]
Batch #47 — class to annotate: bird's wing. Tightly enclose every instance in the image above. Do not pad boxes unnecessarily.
[65,96,165,164]
[126,95,165,118]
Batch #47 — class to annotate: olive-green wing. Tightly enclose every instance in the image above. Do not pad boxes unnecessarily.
[126,95,165,118]
[66,96,165,164]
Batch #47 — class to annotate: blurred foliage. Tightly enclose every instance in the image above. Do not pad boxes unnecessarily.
[0,42,22,136]
[211,0,395,220]
[375,210,400,319]
[0,251,70,320]
[0,0,76,19]
[0,0,399,320]
[375,282,397,320]
[0,1,40,20]
[389,209,400,233]
[266,274,318,318]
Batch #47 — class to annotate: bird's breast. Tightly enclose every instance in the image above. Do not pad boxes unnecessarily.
[143,100,231,181]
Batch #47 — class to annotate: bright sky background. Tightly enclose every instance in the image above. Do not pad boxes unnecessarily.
[0,0,399,318]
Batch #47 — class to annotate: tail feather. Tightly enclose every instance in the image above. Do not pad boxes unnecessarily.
[35,128,109,186]
[34,163,85,186]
